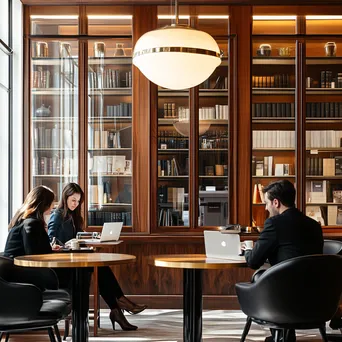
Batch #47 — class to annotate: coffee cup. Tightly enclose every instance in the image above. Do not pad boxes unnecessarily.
[241,240,254,250]
[70,240,80,250]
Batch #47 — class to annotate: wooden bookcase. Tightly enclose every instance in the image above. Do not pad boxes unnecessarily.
[23,3,342,309]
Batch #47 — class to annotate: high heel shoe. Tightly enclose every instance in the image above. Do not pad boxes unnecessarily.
[117,295,148,315]
[109,308,138,331]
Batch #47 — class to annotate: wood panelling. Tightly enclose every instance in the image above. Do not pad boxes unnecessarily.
[132,5,157,232]
[229,6,252,226]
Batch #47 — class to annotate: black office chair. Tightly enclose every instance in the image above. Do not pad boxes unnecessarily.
[0,256,71,342]
[236,255,342,342]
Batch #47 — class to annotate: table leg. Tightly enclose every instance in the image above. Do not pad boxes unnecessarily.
[93,266,99,337]
[72,268,90,342]
[183,269,203,342]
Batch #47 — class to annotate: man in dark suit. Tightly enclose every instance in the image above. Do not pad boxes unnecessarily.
[245,180,323,269]
[243,180,324,342]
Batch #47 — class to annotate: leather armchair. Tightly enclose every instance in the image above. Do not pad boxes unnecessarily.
[236,255,342,342]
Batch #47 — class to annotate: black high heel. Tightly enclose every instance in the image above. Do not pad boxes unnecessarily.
[109,308,138,331]
[117,296,148,315]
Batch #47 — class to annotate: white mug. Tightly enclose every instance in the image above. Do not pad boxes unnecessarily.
[241,240,254,250]
[70,240,80,250]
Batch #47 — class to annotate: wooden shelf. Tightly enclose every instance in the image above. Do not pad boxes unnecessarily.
[306,88,342,95]
[253,57,295,65]
[158,118,228,125]
[158,89,228,97]
[253,88,295,95]
[32,117,77,123]
[158,149,188,152]
[88,88,132,96]
[88,57,132,65]
[88,117,131,124]
[253,148,295,151]
[199,176,226,178]
[253,118,295,124]
[89,174,131,177]
[32,57,78,66]
[306,118,342,123]
[33,175,77,177]
[306,176,342,179]
[253,175,295,178]
[306,57,342,65]
[89,203,132,207]
[33,148,76,151]
[158,176,188,179]
[306,202,342,206]
[306,148,342,152]
[88,148,131,151]
[32,88,77,95]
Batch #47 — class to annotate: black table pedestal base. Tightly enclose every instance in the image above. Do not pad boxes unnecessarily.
[72,268,90,342]
[183,269,203,342]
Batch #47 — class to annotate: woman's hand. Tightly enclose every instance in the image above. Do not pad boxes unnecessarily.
[52,244,62,251]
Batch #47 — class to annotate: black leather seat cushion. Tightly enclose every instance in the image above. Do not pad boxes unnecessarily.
[0,318,58,331]
[39,299,71,318]
[43,289,71,303]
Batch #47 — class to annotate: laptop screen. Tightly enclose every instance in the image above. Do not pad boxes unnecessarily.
[204,230,241,259]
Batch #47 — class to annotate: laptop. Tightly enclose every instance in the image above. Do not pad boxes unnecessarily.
[80,222,123,244]
[204,230,243,260]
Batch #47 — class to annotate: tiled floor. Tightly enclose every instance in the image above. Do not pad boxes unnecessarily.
[7,309,340,341]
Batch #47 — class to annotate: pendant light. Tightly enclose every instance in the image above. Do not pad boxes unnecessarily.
[132,0,222,90]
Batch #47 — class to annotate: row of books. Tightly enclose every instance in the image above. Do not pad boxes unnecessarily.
[252,183,265,204]
[163,103,176,118]
[88,155,131,175]
[200,132,229,149]
[88,211,132,226]
[306,180,342,204]
[306,157,342,176]
[252,103,295,118]
[199,105,229,120]
[33,126,76,149]
[88,128,123,149]
[32,66,78,89]
[105,103,132,117]
[158,208,184,226]
[319,70,335,88]
[252,74,292,88]
[306,131,342,148]
[158,186,185,205]
[88,69,132,89]
[158,132,188,149]
[158,158,181,176]
[306,102,342,118]
[33,156,77,175]
[200,75,228,90]
[306,205,342,226]
[252,156,291,177]
[253,131,295,148]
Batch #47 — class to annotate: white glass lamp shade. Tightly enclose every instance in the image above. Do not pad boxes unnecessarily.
[173,121,210,137]
[133,26,221,90]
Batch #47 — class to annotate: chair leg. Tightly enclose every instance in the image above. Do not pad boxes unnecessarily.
[48,327,56,342]
[319,326,329,342]
[63,318,70,341]
[54,324,62,342]
[240,316,252,342]
[274,329,282,342]
[0,332,3,341]
[4,333,9,342]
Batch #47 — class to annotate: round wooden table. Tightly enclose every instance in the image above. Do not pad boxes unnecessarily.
[15,253,136,342]
[150,254,247,342]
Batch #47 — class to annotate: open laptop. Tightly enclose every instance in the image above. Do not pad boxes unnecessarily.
[79,222,123,244]
[204,230,243,260]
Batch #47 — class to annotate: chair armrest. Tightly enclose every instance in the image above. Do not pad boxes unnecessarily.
[0,277,43,319]
[9,266,59,290]
[251,269,266,283]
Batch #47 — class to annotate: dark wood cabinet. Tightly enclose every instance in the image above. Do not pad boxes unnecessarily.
[23,3,342,309]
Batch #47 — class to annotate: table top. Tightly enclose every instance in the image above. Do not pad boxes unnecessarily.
[149,254,247,269]
[14,253,136,268]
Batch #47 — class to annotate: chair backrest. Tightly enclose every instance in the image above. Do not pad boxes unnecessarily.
[323,240,342,255]
[244,255,342,324]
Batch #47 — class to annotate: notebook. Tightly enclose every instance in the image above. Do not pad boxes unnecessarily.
[204,230,243,260]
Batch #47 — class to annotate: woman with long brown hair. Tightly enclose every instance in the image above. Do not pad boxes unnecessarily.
[48,183,146,331]
[5,185,55,257]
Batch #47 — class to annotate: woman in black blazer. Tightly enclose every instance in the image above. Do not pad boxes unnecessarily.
[4,185,140,331]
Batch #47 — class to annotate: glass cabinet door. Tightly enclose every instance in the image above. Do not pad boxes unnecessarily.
[31,38,79,201]
[251,35,297,227]
[305,36,342,227]
[197,16,229,227]
[157,12,190,227]
[86,18,133,228]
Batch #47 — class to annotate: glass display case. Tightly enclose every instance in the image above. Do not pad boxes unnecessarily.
[305,34,342,227]
[30,38,79,202]
[86,16,133,228]
[251,17,297,227]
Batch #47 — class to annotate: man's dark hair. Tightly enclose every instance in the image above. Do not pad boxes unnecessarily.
[262,180,296,208]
